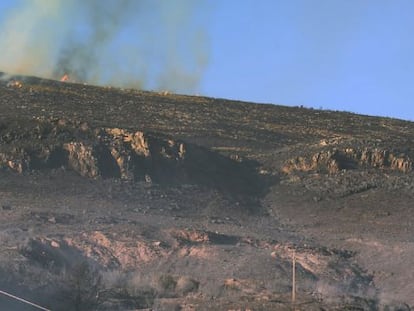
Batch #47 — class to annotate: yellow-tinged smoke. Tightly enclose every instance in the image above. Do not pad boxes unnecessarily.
[0,0,209,92]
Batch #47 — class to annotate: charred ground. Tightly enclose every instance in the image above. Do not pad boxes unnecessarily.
[1,73,414,310]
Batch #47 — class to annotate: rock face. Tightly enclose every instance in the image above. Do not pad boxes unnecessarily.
[64,142,99,178]
[282,147,412,174]
[0,118,264,198]
[0,119,184,180]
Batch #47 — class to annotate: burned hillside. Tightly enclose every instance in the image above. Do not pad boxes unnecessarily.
[1,73,414,310]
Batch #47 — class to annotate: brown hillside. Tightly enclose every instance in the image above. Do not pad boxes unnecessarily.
[1,73,413,310]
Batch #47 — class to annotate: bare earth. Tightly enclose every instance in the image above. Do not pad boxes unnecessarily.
[0,73,413,310]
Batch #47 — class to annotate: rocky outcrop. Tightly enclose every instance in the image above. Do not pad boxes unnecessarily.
[0,119,186,181]
[345,147,412,172]
[13,230,377,310]
[0,118,264,197]
[282,147,412,174]
[282,150,344,174]
[64,142,99,178]
[100,127,186,181]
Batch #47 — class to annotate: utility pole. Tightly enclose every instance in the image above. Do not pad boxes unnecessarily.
[292,250,296,306]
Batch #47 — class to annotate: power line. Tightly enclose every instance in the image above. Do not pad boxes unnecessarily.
[0,289,51,311]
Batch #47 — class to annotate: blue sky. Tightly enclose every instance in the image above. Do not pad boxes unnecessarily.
[203,1,414,121]
[1,1,413,121]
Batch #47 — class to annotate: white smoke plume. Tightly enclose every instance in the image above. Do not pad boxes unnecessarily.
[0,0,209,92]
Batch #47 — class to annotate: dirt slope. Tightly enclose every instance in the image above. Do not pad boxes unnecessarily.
[1,73,413,310]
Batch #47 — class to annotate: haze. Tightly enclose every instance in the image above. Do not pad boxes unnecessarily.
[0,0,413,120]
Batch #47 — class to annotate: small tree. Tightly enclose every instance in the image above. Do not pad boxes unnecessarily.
[61,261,103,311]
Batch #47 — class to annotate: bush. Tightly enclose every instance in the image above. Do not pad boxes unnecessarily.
[60,261,103,311]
